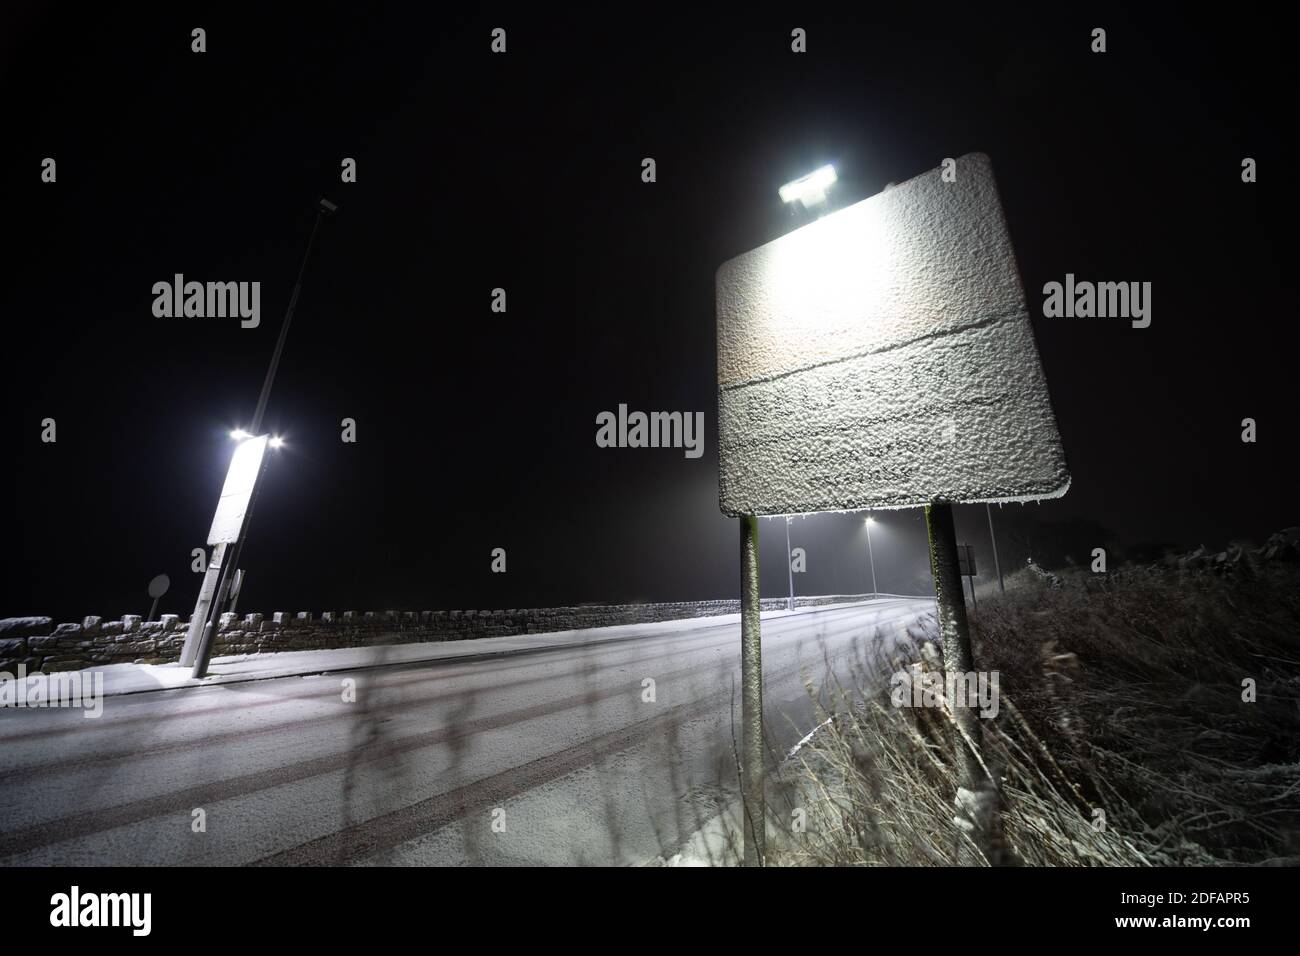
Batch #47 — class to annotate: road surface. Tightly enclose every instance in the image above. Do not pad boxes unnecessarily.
[0,598,934,866]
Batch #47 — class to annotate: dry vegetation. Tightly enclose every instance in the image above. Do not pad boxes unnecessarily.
[777,530,1300,866]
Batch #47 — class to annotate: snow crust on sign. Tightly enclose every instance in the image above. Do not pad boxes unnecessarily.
[715,152,1069,517]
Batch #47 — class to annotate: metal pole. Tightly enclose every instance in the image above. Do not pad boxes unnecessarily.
[986,503,1004,594]
[866,518,878,600]
[192,454,270,678]
[227,569,245,616]
[181,543,226,666]
[250,209,326,435]
[784,516,794,612]
[191,205,331,678]
[739,514,765,866]
[925,501,996,862]
[147,595,160,624]
[192,546,237,678]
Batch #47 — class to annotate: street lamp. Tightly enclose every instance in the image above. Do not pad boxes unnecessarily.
[865,515,879,600]
[233,430,284,449]
[784,515,795,611]
[183,198,337,679]
[779,164,837,209]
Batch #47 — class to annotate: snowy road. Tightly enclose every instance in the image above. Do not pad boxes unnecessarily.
[0,598,933,866]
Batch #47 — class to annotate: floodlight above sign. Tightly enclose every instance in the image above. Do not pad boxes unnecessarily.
[207,434,269,545]
[716,152,1069,517]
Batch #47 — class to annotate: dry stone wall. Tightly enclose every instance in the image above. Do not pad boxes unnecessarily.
[0,595,873,673]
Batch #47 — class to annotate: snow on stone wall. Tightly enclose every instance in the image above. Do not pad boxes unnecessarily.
[0,594,875,673]
[716,151,1069,516]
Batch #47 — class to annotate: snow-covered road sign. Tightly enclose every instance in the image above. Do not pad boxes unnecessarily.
[716,152,1069,516]
[207,435,268,545]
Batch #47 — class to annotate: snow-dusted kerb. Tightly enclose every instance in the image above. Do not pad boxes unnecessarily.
[0,594,879,674]
[715,152,1069,516]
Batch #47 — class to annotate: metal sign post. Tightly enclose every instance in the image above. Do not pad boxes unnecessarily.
[927,505,994,860]
[227,568,245,615]
[739,514,764,866]
[146,574,170,623]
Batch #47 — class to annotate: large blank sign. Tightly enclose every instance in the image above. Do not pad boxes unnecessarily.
[208,435,268,545]
[716,152,1069,517]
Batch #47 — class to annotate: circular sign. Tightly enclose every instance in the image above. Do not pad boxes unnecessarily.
[148,574,171,599]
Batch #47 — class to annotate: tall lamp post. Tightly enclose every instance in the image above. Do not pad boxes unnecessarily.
[865,515,879,600]
[183,198,338,678]
[784,516,795,611]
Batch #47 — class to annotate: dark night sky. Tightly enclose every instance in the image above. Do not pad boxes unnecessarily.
[2,5,1292,622]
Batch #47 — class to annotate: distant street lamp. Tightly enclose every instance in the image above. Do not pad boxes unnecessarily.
[865,515,879,600]
[784,516,795,611]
